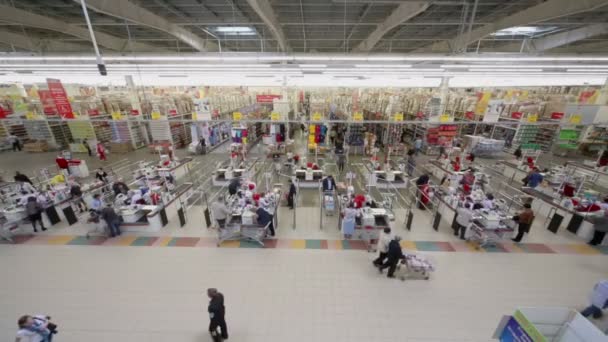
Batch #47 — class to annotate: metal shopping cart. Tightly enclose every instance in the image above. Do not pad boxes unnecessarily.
[323,191,336,216]
[396,252,435,281]
[0,220,20,243]
[468,222,515,249]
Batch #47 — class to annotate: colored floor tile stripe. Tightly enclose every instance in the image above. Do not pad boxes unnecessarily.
[263,239,278,248]
[305,239,328,249]
[327,240,343,250]
[130,237,159,247]
[400,240,417,250]
[480,244,507,253]
[289,239,306,249]
[46,235,77,245]
[239,240,264,248]
[218,240,240,248]
[518,243,556,254]
[68,236,106,246]
[414,241,445,252]
[154,237,173,247]
[570,244,602,255]
[169,237,200,247]
[593,245,608,254]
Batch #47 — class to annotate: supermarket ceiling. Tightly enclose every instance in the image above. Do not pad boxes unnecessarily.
[0,0,607,55]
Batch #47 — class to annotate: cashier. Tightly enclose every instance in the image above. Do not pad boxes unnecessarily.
[17,181,36,194]
[482,193,495,209]
[525,168,543,188]
[112,179,129,196]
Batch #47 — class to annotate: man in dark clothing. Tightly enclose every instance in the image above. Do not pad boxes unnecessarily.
[14,171,33,185]
[287,179,297,209]
[70,183,87,212]
[207,288,228,340]
[255,206,275,236]
[228,178,241,196]
[379,236,405,278]
[101,206,122,237]
[322,175,337,192]
[112,180,129,196]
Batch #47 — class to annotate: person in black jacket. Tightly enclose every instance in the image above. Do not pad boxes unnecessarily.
[14,171,33,185]
[207,288,228,340]
[287,179,297,209]
[322,175,337,192]
[70,182,88,213]
[378,236,405,278]
[228,178,241,196]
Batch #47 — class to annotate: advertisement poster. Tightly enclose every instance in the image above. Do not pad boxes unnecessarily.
[46,78,74,119]
[256,94,282,103]
[500,317,533,342]
[475,92,492,115]
[483,100,505,122]
[37,90,57,115]
[578,90,598,104]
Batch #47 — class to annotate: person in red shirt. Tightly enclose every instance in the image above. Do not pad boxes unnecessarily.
[55,154,70,174]
[97,142,107,161]
[353,194,366,209]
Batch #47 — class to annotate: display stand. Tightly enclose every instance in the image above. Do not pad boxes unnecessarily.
[493,307,606,341]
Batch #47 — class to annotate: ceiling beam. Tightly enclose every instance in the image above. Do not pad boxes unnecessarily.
[0,4,161,52]
[0,29,87,52]
[549,40,608,53]
[74,0,218,52]
[352,1,429,52]
[496,23,608,52]
[246,0,291,52]
[415,0,608,52]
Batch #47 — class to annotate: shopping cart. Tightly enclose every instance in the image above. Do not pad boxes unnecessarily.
[467,223,514,249]
[0,220,20,243]
[396,252,435,281]
[85,211,109,239]
[323,191,336,216]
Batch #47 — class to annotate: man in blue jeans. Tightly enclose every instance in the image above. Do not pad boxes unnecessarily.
[101,206,122,237]
[581,279,608,319]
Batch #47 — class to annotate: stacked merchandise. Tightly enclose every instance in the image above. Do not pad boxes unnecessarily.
[67,120,96,153]
[470,138,505,157]
[91,117,113,144]
[7,122,28,143]
[347,124,365,154]
[308,124,327,154]
[23,120,54,151]
[553,126,583,156]
[192,122,230,151]
[111,119,146,153]
[231,123,262,151]
[425,125,457,155]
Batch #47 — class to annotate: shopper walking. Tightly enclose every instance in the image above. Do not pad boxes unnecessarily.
[588,212,608,245]
[287,179,297,209]
[69,181,88,213]
[83,138,92,156]
[414,136,422,156]
[96,142,107,161]
[406,150,416,177]
[341,203,358,239]
[512,203,534,243]
[25,196,46,233]
[337,153,346,173]
[580,280,608,319]
[211,195,231,229]
[322,175,337,192]
[207,288,228,341]
[101,206,122,237]
[16,314,57,342]
[8,133,21,152]
[373,227,392,267]
[379,236,405,278]
[255,205,275,236]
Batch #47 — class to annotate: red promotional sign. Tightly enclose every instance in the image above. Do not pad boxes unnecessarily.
[46,78,74,119]
[130,109,140,116]
[38,90,57,115]
[465,111,474,120]
[87,109,99,116]
[551,112,564,120]
[0,105,7,119]
[256,94,282,103]
[511,112,523,119]
[169,109,177,116]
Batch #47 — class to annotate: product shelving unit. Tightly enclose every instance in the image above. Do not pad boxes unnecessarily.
[111,118,146,150]
[148,113,192,149]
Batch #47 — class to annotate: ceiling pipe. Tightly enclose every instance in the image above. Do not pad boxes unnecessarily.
[78,0,106,75]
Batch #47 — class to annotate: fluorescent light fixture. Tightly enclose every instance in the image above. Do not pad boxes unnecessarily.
[213,26,255,35]
[491,26,558,37]
[566,69,608,72]
[298,64,327,68]
[442,64,608,69]
[354,64,412,68]
[468,68,543,72]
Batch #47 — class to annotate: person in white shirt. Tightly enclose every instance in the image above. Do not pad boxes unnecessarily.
[455,202,474,240]
[373,227,392,267]
[210,195,231,228]
[482,193,495,209]
[581,279,608,319]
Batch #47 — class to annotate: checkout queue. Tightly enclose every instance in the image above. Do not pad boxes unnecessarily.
[337,184,395,241]
[1,154,195,240]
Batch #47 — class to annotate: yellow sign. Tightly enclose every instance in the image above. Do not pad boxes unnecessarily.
[439,114,451,123]
[25,112,38,120]
[394,113,404,122]
[569,114,581,124]
[475,92,492,115]
[151,111,162,120]
[232,111,243,121]
[312,112,322,121]
[111,112,123,121]
[192,112,197,121]
[527,113,538,123]
[270,112,281,121]
[353,112,363,122]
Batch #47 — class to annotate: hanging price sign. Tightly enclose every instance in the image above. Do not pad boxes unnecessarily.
[25,112,38,120]
[192,112,197,121]
[353,112,363,122]
[151,111,162,120]
[439,114,451,123]
[111,112,123,120]
[527,113,538,123]
[393,113,404,122]
[232,111,243,121]
[312,112,322,121]
[569,114,581,124]
[270,112,281,121]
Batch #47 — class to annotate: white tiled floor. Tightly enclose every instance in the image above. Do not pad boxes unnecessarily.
[1,245,607,342]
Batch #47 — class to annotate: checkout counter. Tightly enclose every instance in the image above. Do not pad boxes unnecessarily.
[216,186,282,247]
[337,195,395,248]
[364,162,408,189]
[213,159,258,187]
[425,160,464,185]
[499,160,531,183]
[119,183,194,233]
[294,168,324,188]
[564,161,608,191]
[522,187,608,245]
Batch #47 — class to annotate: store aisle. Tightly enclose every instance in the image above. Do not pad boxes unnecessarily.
[0,245,606,342]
